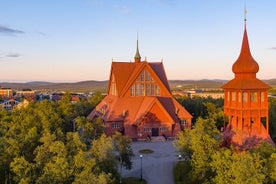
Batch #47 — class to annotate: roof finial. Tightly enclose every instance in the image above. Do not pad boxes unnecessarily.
[134,32,141,63]
[244,0,247,22]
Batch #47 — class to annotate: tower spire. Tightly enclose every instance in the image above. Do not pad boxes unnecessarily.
[134,33,141,63]
[232,5,259,76]
[244,0,247,22]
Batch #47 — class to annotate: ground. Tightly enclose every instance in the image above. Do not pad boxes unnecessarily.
[122,140,180,184]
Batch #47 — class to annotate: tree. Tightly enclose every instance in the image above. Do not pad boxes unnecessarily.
[112,132,135,183]
[269,98,276,142]
[91,134,118,182]
[211,149,265,184]
[75,116,104,146]
[175,117,221,182]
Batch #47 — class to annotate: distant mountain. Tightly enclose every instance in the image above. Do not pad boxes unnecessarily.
[0,79,275,92]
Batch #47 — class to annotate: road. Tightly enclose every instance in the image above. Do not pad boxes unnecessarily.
[122,141,180,184]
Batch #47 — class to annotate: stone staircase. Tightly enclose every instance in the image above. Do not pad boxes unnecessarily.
[151,136,167,142]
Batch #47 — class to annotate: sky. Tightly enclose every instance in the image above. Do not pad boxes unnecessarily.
[0,0,276,83]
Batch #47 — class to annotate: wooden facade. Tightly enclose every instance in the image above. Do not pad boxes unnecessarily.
[222,21,273,146]
[88,40,192,139]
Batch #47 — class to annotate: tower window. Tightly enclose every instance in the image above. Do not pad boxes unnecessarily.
[242,92,248,102]
[232,92,236,101]
[261,92,264,102]
[238,92,242,102]
[250,92,257,102]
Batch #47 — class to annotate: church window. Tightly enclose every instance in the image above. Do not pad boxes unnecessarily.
[112,123,120,129]
[146,84,151,96]
[144,128,151,133]
[130,86,135,96]
[180,120,187,125]
[151,84,155,95]
[145,70,151,81]
[156,85,160,96]
[250,92,257,102]
[141,84,145,96]
[141,70,145,81]
[130,69,161,96]
[160,127,167,132]
[135,83,141,96]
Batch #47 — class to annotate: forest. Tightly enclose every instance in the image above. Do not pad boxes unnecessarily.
[0,93,133,184]
[1,94,276,183]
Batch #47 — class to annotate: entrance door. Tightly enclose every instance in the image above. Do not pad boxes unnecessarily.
[152,128,159,136]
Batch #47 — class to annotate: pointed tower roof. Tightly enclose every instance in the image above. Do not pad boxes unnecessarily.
[134,38,141,63]
[232,21,259,75]
[222,18,270,90]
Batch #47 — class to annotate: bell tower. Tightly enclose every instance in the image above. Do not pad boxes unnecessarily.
[222,13,272,146]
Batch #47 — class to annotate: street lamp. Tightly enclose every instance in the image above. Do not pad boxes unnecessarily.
[140,154,143,181]
[178,154,182,160]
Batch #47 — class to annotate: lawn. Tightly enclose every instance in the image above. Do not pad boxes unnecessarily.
[138,149,154,154]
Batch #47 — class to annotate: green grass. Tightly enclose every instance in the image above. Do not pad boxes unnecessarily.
[139,149,154,154]
[122,177,147,184]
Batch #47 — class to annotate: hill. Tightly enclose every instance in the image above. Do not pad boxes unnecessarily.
[1,79,276,92]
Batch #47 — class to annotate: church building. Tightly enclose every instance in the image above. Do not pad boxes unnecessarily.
[88,40,192,139]
[222,17,273,146]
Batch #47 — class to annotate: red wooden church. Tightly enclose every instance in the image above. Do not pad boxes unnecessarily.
[222,19,273,146]
[88,41,192,139]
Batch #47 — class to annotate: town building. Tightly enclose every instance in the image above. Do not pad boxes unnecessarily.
[0,87,13,99]
[88,40,192,139]
[16,89,35,101]
[222,18,273,146]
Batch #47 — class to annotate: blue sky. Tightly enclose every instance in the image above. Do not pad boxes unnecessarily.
[0,0,276,82]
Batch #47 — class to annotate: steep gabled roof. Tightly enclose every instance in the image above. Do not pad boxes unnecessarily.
[88,96,191,125]
[107,62,136,95]
[120,61,171,96]
[149,62,170,91]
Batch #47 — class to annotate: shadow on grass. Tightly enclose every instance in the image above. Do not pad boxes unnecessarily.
[174,160,202,184]
[122,177,147,184]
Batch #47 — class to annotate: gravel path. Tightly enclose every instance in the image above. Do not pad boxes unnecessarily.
[122,141,180,184]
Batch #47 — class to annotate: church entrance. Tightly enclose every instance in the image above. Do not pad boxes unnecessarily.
[151,128,159,136]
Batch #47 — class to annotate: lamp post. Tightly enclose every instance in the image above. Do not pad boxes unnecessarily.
[140,154,143,181]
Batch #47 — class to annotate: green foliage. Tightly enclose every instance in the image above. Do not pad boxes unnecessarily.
[75,116,104,146]
[0,96,125,183]
[175,115,276,184]
[176,96,224,126]
[174,160,200,184]
[113,132,135,170]
[269,98,276,142]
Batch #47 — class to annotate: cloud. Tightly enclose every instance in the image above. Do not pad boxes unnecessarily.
[87,0,104,6]
[0,25,25,35]
[270,47,276,50]
[6,53,20,58]
[121,6,130,14]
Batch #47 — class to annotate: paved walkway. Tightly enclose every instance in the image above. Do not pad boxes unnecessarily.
[122,140,180,184]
